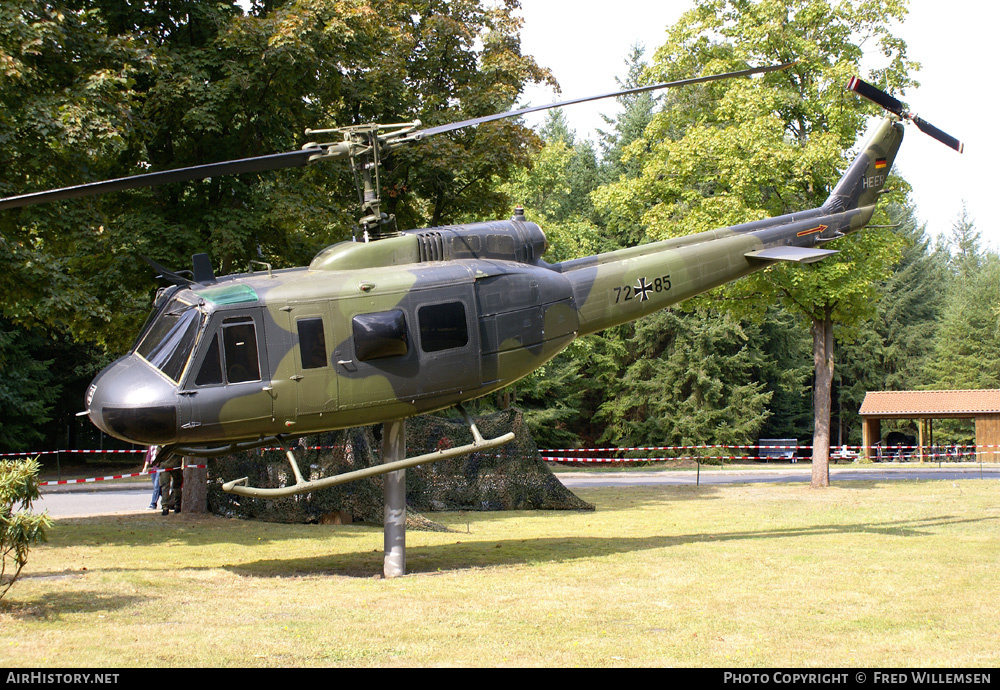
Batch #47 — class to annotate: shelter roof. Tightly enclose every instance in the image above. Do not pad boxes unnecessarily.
[859,390,1000,417]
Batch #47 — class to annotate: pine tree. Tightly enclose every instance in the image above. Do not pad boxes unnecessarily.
[837,204,948,443]
[926,211,1000,390]
[598,43,660,184]
[594,307,772,448]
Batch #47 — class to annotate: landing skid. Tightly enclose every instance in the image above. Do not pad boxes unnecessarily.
[221,405,515,498]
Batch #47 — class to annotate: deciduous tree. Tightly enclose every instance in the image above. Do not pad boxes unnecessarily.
[837,205,948,442]
[0,0,552,445]
[1,0,553,350]
[591,0,916,485]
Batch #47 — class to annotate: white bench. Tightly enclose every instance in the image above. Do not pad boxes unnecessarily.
[757,438,797,463]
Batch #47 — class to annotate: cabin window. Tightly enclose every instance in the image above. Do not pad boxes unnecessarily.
[418,301,468,352]
[353,310,408,361]
[297,318,328,369]
[222,317,261,383]
[195,333,223,386]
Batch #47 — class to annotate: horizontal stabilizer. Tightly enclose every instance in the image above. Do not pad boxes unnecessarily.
[745,246,839,264]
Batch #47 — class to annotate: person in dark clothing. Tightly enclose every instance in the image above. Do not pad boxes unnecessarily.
[159,454,184,516]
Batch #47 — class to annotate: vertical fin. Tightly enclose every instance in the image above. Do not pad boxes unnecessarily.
[823,117,904,213]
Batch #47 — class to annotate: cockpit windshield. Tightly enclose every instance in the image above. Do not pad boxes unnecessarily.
[135,298,203,383]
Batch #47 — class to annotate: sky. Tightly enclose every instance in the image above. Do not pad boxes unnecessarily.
[514,0,996,249]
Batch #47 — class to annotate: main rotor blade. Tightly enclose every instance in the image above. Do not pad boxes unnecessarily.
[409,62,797,140]
[0,149,317,211]
[0,62,794,211]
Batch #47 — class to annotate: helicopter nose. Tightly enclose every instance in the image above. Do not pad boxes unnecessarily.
[86,356,178,445]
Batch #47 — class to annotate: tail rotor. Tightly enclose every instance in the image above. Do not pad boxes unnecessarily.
[847,76,964,153]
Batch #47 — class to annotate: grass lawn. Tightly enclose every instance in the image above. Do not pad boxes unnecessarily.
[2,480,998,667]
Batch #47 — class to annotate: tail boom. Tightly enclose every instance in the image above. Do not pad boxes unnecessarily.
[556,117,905,336]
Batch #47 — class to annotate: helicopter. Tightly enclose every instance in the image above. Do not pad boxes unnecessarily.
[0,67,961,498]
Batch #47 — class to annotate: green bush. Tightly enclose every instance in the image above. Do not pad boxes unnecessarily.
[1,458,52,600]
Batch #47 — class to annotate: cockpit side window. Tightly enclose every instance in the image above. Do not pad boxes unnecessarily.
[195,333,223,386]
[135,298,202,383]
[222,317,261,383]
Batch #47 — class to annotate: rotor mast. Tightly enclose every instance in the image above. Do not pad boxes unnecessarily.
[305,121,421,241]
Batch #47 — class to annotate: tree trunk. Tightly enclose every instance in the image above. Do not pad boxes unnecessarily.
[811,310,834,488]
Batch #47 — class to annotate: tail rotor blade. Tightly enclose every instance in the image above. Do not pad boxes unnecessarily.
[912,115,964,153]
[847,76,904,116]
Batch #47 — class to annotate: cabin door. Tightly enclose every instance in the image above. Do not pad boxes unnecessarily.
[282,303,338,419]
[179,307,272,440]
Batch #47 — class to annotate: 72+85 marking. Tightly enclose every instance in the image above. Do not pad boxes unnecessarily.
[613,275,671,303]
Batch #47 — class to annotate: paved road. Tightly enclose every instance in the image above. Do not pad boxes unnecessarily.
[37,484,155,518]
[557,465,1000,488]
[36,465,999,517]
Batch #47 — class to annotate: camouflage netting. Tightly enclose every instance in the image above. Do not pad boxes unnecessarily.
[207,408,593,526]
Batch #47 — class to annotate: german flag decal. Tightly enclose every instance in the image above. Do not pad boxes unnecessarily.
[875,157,887,169]
[797,224,828,237]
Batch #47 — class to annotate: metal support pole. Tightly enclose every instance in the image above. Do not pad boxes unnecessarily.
[181,456,207,514]
[383,419,406,578]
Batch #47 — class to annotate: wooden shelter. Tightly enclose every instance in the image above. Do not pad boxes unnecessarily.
[858,389,1000,461]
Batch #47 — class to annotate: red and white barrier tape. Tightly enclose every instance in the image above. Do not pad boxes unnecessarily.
[542,451,998,464]
[541,444,814,453]
[542,455,804,463]
[9,442,996,459]
[2,445,347,459]
[542,444,996,454]
[1,448,144,457]
[13,442,1000,477]
[39,466,208,487]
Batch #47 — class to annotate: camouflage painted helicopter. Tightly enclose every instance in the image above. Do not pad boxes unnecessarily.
[0,68,961,498]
